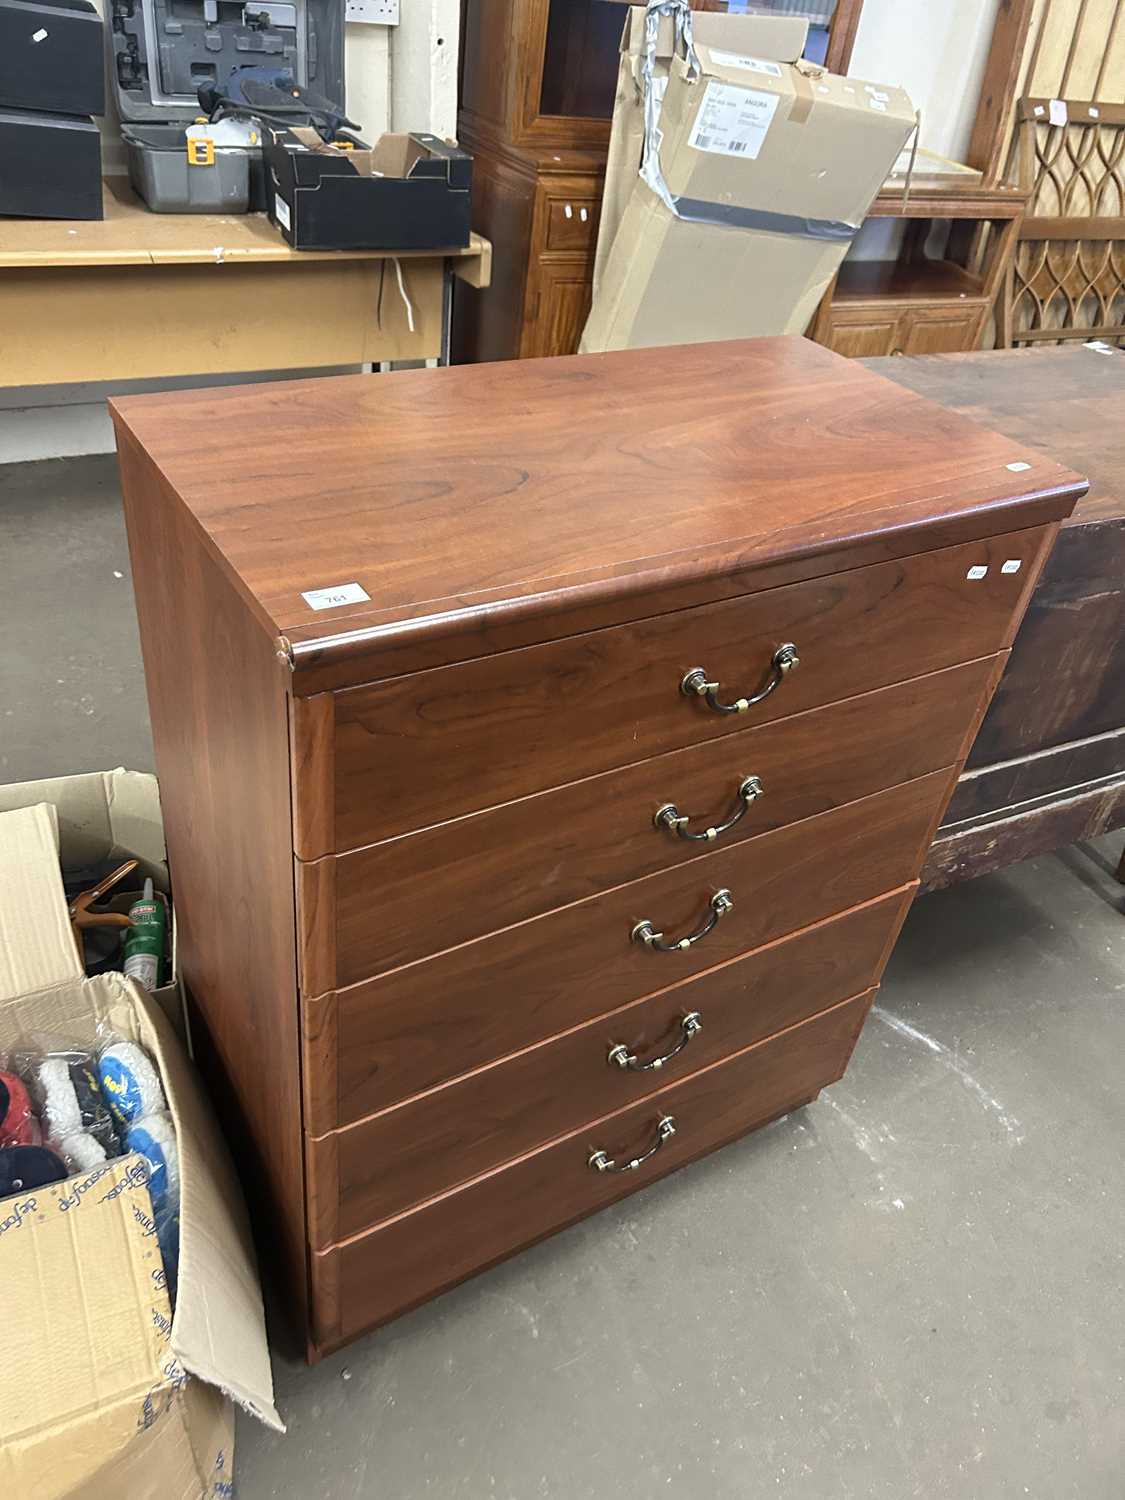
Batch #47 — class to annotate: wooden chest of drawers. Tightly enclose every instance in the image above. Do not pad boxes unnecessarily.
[110,337,1084,1360]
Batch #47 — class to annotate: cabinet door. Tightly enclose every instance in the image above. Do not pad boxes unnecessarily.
[818,306,901,358]
[523,260,593,357]
[897,304,988,354]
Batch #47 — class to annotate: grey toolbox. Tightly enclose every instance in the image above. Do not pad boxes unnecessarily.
[108,0,344,213]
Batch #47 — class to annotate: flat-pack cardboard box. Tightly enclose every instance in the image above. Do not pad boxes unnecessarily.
[581,9,915,352]
[591,8,808,302]
[0,797,281,1498]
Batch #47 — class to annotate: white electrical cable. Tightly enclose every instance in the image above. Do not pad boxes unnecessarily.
[392,257,415,333]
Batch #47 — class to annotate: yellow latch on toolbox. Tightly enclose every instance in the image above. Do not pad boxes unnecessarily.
[187,137,215,166]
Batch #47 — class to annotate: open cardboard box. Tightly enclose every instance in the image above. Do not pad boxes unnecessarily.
[582,6,915,352]
[266,125,472,251]
[0,790,281,1497]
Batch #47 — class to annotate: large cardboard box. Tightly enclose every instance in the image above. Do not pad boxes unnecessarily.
[0,793,282,1498]
[581,9,915,352]
[591,8,809,302]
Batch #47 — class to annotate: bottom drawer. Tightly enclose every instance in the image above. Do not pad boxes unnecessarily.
[306,888,913,1245]
[309,988,874,1353]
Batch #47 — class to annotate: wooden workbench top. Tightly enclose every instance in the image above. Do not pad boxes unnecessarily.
[0,177,491,272]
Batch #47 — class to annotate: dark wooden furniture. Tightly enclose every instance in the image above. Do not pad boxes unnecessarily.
[865,344,1125,887]
[809,183,1027,357]
[110,336,1082,1359]
[453,0,864,364]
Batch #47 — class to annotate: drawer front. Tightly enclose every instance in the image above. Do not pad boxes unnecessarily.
[301,770,950,1130]
[307,656,1000,986]
[306,891,911,1243]
[327,527,1049,849]
[309,990,873,1347]
[545,194,600,251]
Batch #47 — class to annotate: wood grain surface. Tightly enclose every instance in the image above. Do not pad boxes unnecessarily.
[108,338,1084,668]
[306,892,912,1241]
[301,771,951,1125]
[308,989,874,1348]
[326,533,1046,848]
[112,426,309,1333]
[305,657,1002,982]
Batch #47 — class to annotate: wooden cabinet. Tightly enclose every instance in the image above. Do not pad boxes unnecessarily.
[810,186,1026,357]
[110,336,1083,1359]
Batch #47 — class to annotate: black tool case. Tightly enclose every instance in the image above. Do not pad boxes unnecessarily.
[0,107,102,218]
[109,0,344,212]
[265,129,473,250]
[0,0,105,116]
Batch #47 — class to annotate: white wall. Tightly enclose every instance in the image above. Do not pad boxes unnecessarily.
[0,8,458,464]
[846,0,1000,262]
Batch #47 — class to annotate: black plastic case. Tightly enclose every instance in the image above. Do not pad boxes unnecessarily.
[0,0,104,117]
[0,107,102,219]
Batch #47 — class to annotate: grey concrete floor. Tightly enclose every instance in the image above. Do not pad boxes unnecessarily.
[3,456,1123,1499]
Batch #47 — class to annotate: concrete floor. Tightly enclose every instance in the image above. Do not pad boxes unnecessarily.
[3,455,1123,1499]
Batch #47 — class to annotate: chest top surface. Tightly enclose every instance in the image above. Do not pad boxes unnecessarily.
[110,337,1085,652]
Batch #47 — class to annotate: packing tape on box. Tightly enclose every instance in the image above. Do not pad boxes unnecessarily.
[637,0,858,241]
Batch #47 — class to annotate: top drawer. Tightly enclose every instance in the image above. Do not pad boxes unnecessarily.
[308,526,1049,853]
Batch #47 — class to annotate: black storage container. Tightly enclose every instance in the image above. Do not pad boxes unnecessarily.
[0,106,102,218]
[265,129,472,251]
[0,0,104,117]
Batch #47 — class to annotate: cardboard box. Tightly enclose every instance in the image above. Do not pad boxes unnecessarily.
[266,127,472,252]
[0,798,281,1498]
[591,9,809,303]
[0,768,181,1039]
[581,11,915,352]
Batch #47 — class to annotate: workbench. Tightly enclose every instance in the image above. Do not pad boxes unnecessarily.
[867,344,1125,890]
[0,178,492,384]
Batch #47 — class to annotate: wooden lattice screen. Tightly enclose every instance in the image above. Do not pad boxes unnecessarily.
[969,0,1125,347]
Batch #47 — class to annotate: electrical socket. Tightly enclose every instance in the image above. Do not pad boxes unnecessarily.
[345,0,399,23]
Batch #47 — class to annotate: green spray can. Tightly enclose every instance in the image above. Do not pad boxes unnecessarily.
[123,878,167,991]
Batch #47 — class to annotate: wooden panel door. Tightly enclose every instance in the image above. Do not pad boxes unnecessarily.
[819,306,902,357]
[523,259,593,356]
[898,304,989,354]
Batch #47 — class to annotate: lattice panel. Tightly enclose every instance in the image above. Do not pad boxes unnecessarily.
[1012,237,1125,343]
[1027,118,1125,218]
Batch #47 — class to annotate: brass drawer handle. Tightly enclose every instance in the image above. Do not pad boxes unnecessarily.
[589,1115,676,1173]
[681,643,799,714]
[608,1012,702,1072]
[655,775,763,841]
[632,889,733,952]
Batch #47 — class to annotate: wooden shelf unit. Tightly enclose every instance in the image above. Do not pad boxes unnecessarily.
[809,184,1027,358]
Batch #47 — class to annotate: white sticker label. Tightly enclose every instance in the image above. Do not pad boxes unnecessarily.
[865,87,890,101]
[1033,104,1045,117]
[689,81,779,161]
[301,582,370,610]
[1089,106,1100,119]
[966,565,988,581]
[31,25,47,39]
[870,99,888,111]
[1049,98,1067,127]
[274,193,292,230]
[1001,560,1022,575]
[707,49,783,78]
[1006,460,1032,472]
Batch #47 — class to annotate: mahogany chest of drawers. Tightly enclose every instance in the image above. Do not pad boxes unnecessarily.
[110,337,1084,1360]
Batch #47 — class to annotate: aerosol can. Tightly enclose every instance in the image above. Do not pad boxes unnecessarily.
[122,879,166,992]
